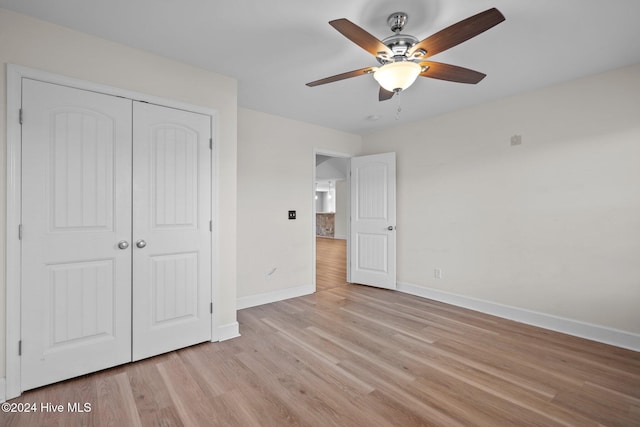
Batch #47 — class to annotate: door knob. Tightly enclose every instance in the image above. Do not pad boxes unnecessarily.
[387,226,395,231]
[136,239,147,249]
[117,240,129,250]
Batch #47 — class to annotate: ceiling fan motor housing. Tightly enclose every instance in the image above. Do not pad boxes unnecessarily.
[378,12,420,65]
[379,33,419,64]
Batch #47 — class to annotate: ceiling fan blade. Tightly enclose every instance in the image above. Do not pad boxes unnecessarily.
[379,87,395,101]
[306,67,375,87]
[330,19,392,57]
[419,61,486,84]
[408,8,505,58]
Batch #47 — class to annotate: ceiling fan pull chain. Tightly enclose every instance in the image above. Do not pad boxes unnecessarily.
[395,95,403,121]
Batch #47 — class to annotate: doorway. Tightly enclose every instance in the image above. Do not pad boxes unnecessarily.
[313,151,398,293]
[314,152,350,291]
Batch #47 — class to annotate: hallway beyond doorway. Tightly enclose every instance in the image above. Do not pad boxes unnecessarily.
[315,237,347,291]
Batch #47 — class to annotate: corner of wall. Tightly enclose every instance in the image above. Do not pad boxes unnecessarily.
[237,284,315,310]
[216,322,241,342]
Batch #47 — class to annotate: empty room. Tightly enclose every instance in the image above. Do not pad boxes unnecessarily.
[1,0,639,426]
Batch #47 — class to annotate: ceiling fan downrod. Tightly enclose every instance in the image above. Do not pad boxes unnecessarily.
[387,12,408,34]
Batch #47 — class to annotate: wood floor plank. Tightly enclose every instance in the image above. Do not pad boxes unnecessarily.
[552,381,639,427]
[410,374,562,427]
[315,237,347,292]
[156,354,220,426]
[3,237,639,426]
[336,358,467,427]
[400,349,600,427]
[127,357,183,427]
[425,339,559,400]
[307,325,416,383]
[97,372,143,427]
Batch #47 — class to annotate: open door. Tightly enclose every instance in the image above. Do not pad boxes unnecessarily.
[349,152,396,289]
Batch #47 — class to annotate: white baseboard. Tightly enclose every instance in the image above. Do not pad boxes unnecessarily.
[397,282,640,352]
[237,284,315,310]
[0,378,6,403]
[217,322,241,341]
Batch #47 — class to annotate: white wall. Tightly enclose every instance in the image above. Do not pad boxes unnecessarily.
[315,191,329,213]
[0,9,238,380]
[334,180,348,239]
[316,157,348,181]
[237,108,361,306]
[362,64,640,336]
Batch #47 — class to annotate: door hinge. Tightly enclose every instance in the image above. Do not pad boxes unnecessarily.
[209,220,212,232]
[19,108,23,125]
[209,138,213,150]
[18,340,22,356]
[18,224,23,240]
[210,302,213,314]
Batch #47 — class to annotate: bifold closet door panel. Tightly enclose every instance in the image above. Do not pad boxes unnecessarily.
[20,79,133,391]
[131,101,212,361]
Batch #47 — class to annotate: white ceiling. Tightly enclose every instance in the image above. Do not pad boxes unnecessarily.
[2,0,639,135]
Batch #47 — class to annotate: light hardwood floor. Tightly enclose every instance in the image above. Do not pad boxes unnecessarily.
[316,237,347,292]
[3,238,639,426]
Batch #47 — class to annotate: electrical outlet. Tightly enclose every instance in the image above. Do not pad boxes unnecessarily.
[510,134,522,146]
[434,268,442,279]
[288,210,296,220]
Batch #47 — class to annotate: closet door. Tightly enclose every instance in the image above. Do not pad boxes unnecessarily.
[21,79,133,390]
[131,102,212,361]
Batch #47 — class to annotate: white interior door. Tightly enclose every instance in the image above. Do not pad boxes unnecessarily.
[131,102,212,361]
[350,152,396,289]
[21,79,133,390]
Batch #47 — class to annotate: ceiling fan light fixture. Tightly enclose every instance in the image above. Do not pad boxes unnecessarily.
[373,61,421,92]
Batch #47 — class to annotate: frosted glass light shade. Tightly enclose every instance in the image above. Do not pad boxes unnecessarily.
[374,61,421,92]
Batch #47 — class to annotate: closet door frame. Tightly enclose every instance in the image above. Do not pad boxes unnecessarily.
[5,64,220,399]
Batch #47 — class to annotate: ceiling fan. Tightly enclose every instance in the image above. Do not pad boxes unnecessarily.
[306,8,505,101]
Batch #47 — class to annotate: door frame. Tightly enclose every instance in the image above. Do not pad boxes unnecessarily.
[312,149,353,290]
[5,64,220,399]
